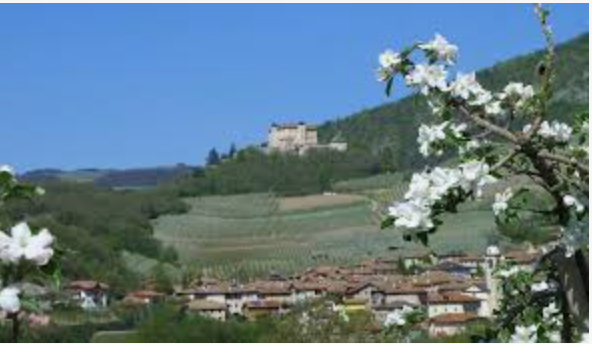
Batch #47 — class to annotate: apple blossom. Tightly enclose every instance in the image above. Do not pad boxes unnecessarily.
[484,99,503,116]
[405,64,448,95]
[388,200,433,229]
[384,306,414,327]
[405,172,433,202]
[493,188,513,216]
[449,73,482,100]
[419,33,458,64]
[379,49,402,70]
[531,281,550,293]
[510,325,538,343]
[549,331,562,343]
[429,167,462,198]
[458,161,497,197]
[538,120,573,143]
[0,222,54,266]
[0,165,15,176]
[563,195,585,213]
[497,266,522,278]
[0,287,20,314]
[417,122,447,157]
[543,302,560,321]
[502,82,535,107]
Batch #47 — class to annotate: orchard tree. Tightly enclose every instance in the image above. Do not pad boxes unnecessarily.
[0,165,58,342]
[377,4,587,343]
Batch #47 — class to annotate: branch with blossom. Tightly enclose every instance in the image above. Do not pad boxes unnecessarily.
[376,4,588,343]
[0,165,58,342]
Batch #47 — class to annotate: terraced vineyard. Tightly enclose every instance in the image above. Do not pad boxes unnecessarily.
[153,190,499,280]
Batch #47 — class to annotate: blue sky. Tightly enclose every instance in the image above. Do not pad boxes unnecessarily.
[0,4,588,171]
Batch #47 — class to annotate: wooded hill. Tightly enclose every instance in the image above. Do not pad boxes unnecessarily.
[318,33,589,171]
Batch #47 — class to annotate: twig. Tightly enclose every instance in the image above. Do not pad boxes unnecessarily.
[538,151,589,174]
[457,106,519,144]
[492,149,518,173]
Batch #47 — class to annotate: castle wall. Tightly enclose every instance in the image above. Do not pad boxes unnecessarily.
[267,123,345,154]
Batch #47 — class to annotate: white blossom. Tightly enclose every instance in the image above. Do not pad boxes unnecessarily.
[543,302,560,321]
[417,121,466,157]
[0,287,20,314]
[539,121,573,143]
[429,167,462,199]
[510,325,538,343]
[469,89,493,107]
[405,64,448,95]
[493,188,513,216]
[459,161,497,197]
[582,332,589,343]
[384,306,413,327]
[450,73,482,100]
[502,82,535,107]
[497,266,521,278]
[0,222,54,266]
[563,195,585,214]
[448,73,502,116]
[531,281,550,293]
[417,122,448,157]
[419,33,458,64]
[459,140,481,156]
[405,172,434,202]
[379,49,402,70]
[388,200,433,229]
[549,331,562,343]
[484,100,503,116]
[0,165,15,176]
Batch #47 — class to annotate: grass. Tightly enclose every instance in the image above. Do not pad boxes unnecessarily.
[91,330,137,343]
[51,309,119,326]
[153,189,499,280]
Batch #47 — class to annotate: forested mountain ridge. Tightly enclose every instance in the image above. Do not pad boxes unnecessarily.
[318,33,589,171]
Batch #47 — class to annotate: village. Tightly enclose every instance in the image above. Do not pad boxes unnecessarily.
[65,246,541,339]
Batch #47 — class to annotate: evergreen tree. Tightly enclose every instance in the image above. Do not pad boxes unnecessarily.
[228,143,237,159]
[206,148,221,166]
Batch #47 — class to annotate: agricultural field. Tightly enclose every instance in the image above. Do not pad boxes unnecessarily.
[122,251,182,282]
[153,190,500,280]
[332,172,409,194]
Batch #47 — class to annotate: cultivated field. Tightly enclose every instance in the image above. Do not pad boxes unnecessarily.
[153,190,499,280]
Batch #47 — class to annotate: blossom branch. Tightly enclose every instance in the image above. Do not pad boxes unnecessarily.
[456,105,519,144]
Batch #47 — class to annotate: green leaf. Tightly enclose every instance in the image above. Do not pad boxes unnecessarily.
[385,77,394,97]
[381,216,395,229]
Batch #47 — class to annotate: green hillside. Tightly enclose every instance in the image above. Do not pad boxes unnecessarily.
[318,33,589,171]
[153,192,499,280]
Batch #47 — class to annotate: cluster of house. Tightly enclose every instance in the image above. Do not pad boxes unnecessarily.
[65,246,540,338]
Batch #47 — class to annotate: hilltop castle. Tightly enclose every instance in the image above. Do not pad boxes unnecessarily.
[266,122,347,155]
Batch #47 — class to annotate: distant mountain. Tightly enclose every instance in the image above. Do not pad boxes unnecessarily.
[318,33,589,171]
[21,164,195,189]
